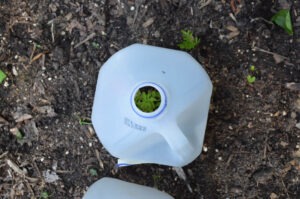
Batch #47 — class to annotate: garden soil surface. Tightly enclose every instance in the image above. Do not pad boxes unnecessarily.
[0,0,300,198]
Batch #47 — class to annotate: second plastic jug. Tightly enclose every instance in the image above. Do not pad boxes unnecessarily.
[92,44,212,167]
[83,177,174,199]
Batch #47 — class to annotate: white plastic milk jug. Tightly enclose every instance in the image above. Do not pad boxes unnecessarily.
[83,177,174,199]
[92,44,212,167]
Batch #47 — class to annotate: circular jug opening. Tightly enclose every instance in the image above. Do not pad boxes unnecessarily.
[134,86,161,113]
[131,82,167,118]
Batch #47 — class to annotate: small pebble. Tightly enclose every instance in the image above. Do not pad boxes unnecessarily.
[41,157,44,162]
[89,142,92,147]
[282,111,287,116]
[218,157,222,161]
[215,149,219,153]
[3,81,9,87]
[65,151,69,155]
[48,77,52,81]
[229,125,233,130]
[203,146,208,152]
[291,112,296,119]
[130,6,135,11]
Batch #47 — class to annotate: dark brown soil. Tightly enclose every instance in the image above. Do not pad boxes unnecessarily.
[0,0,299,199]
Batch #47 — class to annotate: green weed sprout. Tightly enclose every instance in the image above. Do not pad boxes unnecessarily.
[271,10,293,35]
[247,75,256,83]
[178,30,200,50]
[0,69,6,84]
[135,90,161,113]
[40,191,51,199]
[89,168,98,176]
[75,115,92,125]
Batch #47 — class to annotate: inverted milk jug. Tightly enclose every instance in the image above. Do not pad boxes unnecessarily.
[83,177,174,199]
[92,44,212,167]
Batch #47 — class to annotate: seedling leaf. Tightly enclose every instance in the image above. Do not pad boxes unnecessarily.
[271,10,293,35]
[250,65,255,71]
[178,30,200,50]
[0,69,6,83]
[89,168,98,176]
[247,75,256,83]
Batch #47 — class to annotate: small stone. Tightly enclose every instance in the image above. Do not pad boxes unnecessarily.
[203,146,208,152]
[296,123,300,129]
[130,6,135,11]
[65,151,69,155]
[12,66,18,76]
[291,112,296,119]
[218,156,222,161]
[89,142,92,147]
[3,81,9,87]
[215,149,219,153]
[270,193,278,199]
[282,111,287,116]
[154,31,160,38]
[228,125,233,130]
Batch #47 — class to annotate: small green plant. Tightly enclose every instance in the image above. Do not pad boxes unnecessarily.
[134,89,161,113]
[92,42,100,48]
[271,10,293,35]
[89,168,98,176]
[178,30,200,50]
[16,130,23,141]
[247,75,256,83]
[0,69,6,84]
[40,191,50,199]
[250,65,255,71]
[35,43,41,48]
[152,174,161,187]
[75,115,92,125]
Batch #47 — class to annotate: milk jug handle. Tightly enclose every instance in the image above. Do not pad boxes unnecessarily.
[162,123,194,162]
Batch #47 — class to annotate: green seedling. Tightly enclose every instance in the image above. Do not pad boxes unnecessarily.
[271,10,293,35]
[134,90,161,113]
[152,174,161,187]
[40,191,50,199]
[247,75,256,83]
[0,69,6,84]
[75,115,92,125]
[92,42,100,48]
[16,130,23,141]
[178,30,200,50]
[35,43,41,48]
[250,65,255,71]
[89,168,98,176]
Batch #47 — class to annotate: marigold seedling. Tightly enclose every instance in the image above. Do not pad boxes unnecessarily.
[40,191,50,199]
[178,30,200,50]
[134,89,161,113]
[250,65,255,71]
[271,10,293,35]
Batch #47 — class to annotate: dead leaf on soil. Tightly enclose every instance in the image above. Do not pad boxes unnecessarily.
[142,18,154,28]
[286,82,300,91]
[280,141,289,147]
[226,30,240,40]
[226,25,239,32]
[273,54,284,64]
[33,106,57,117]
[14,113,32,123]
[42,169,59,183]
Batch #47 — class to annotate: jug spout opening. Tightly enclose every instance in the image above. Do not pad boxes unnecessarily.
[131,82,167,118]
